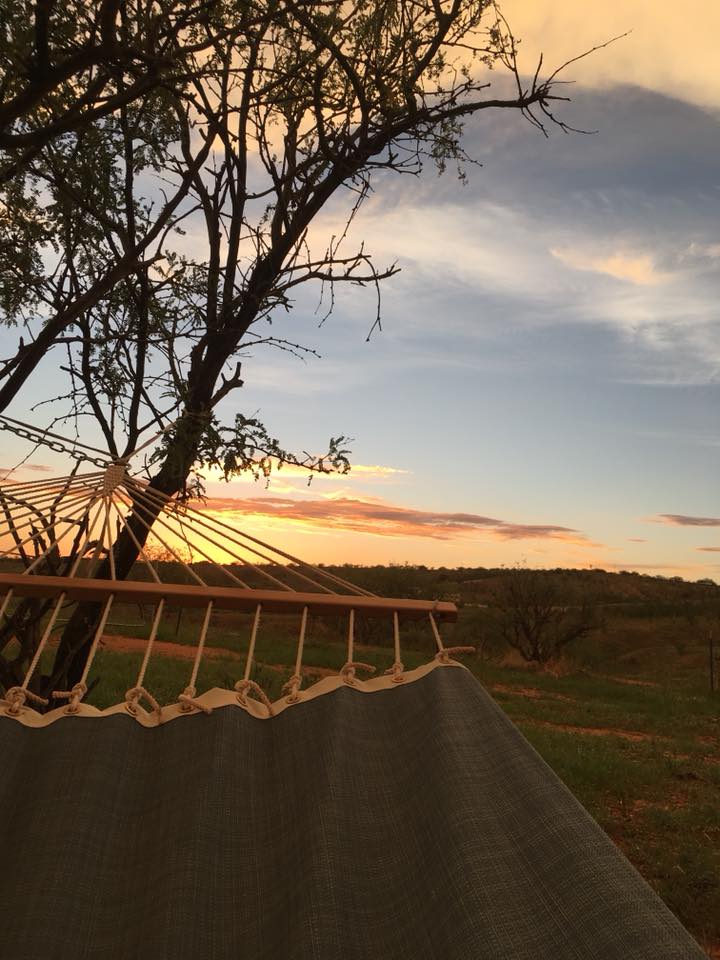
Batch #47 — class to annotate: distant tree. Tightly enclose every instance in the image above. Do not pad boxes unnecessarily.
[491,567,598,664]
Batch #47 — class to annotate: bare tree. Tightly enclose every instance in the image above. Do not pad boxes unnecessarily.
[0,0,607,696]
[492,568,599,665]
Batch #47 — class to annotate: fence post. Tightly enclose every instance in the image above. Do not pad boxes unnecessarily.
[710,632,717,693]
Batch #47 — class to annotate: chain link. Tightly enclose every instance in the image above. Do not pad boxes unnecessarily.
[0,421,110,469]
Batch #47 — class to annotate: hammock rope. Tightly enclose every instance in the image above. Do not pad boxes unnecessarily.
[234,604,275,716]
[125,601,166,721]
[384,610,405,683]
[282,605,308,704]
[52,593,115,713]
[179,601,214,714]
[340,607,376,685]
[429,610,476,662]
[0,437,462,724]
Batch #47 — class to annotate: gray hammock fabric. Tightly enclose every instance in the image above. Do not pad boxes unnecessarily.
[0,667,706,959]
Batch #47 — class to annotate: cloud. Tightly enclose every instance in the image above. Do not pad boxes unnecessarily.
[681,242,720,265]
[206,461,408,482]
[502,0,720,112]
[654,514,720,527]
[202,461,411,498]
[627,537,647,543]
[550,248,668,286]
[0,463,53,480]
[601,562,705,575]
[198,494,596,545]
[348,464,410,478]
[697,547,720,553]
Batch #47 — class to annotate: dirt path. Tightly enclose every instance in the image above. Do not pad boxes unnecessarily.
[521,717,663,743]
[95,634,244,662]
[95,636,340,677]
[589,672,660,688]
[491,683,576,703]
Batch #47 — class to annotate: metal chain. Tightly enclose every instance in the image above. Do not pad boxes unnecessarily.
[0,420,110,469]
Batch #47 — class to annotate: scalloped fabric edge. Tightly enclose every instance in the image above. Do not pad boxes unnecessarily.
[0,658,468,727]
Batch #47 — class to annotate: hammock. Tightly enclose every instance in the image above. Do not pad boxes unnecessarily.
[0,437,707,958]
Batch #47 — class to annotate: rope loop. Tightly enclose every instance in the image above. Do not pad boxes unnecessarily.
[282,673,303,703]
[178,685,213,715]
[435,645,476,664]
[52,682,88,714]
[3,686,49,715]
[339,661,376,686]
[234,679,274,717]
[124,685,162,721]
[384,661,405,684]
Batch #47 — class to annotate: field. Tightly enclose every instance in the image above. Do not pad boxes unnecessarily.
[4,564,720,955]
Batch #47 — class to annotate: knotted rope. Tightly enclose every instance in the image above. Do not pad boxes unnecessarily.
[341,608,377,684]
[178,685,212,715]
[284,606,308,703]
[177,601,214,714]
[429,611,475,662]
[51,594,115,714]
[234,679,274,717]
[52,682,88,714]
[282,673,303,704]
[3,686,48,715]
[435,645,476,663]
[340,661,376,685]
[384,611,405,682]
[384,661,405,682]
[124,685,162,721]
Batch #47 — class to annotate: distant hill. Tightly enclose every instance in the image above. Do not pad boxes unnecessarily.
[321,564,720,609]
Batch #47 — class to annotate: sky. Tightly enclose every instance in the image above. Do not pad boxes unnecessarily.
[1,1,719,578]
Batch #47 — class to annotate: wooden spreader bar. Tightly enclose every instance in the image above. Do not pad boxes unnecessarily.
[0,573,458,622]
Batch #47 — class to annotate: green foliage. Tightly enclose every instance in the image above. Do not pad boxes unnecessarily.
[194,414,351,485]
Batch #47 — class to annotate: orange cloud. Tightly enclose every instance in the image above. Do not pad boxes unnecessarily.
[697,547,720,553]
[503,0,720,111]
[550,248,668,286]
[197,494,595,545]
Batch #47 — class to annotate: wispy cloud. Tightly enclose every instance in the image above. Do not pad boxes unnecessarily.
[653,514,720,527]
[198,494,597,545]
[0,463,53,480]
[550,247,668,285]
[203,462,411,497]
[602,562,705,574]
[697,546,720,553]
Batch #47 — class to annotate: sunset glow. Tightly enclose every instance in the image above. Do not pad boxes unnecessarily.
[1,1,717,580]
